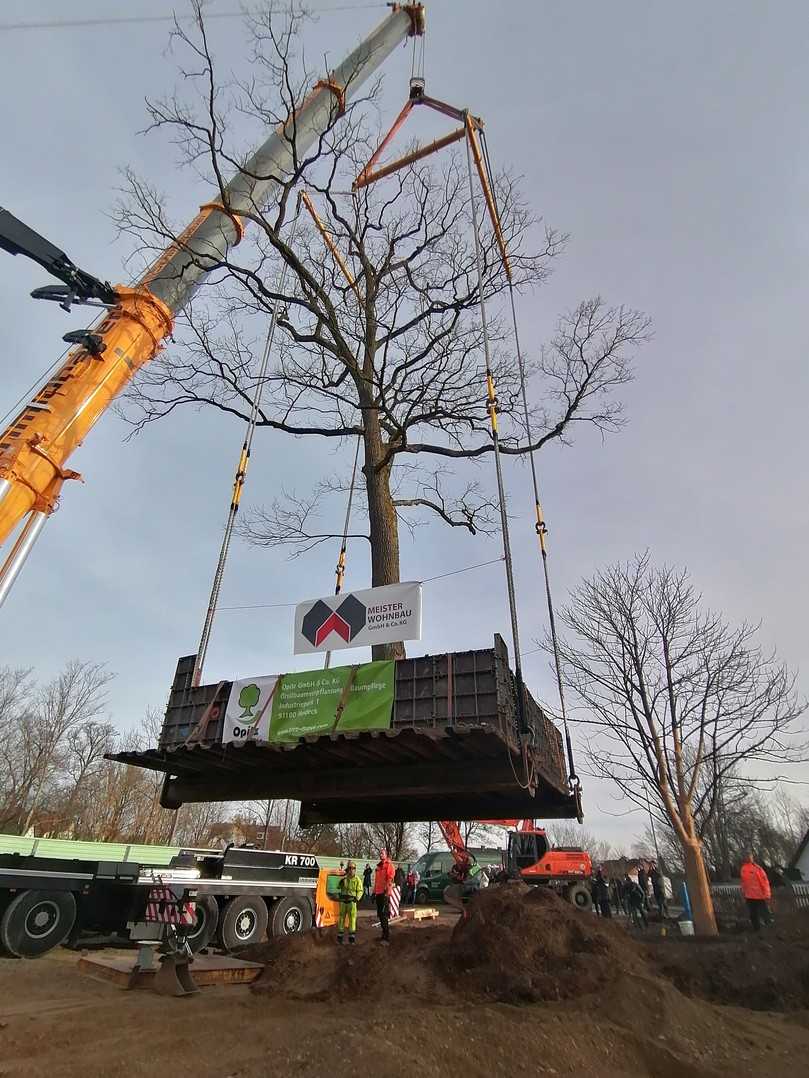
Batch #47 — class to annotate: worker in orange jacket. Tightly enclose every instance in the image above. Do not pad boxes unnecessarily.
[373,847,395,944]
[740,853,772,931]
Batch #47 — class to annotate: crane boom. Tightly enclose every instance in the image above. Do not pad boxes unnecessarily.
[0,5,425,599]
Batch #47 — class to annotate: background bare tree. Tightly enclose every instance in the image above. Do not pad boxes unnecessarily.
[553,552,806,935]
[415,820,438,854]
[115,5,650,657]
[546,822,615,866]
[0,661,113,834]
[640,781,809,882]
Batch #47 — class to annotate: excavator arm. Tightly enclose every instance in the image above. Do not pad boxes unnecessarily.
[437,820,475,882]
[438,818,592,911]
[437,819,537,884]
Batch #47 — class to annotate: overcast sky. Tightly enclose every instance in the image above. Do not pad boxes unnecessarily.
[1,1,807,851]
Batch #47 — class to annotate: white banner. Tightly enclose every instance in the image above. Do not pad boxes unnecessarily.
[293,581,422,655]
[222,675,279,744]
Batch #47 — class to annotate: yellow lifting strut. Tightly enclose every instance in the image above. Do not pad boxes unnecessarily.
[462,114,532,790]
[191,212,301,687]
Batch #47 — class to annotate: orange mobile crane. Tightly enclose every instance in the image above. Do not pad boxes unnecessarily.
[0,4,425,609]
[438,819,593,910]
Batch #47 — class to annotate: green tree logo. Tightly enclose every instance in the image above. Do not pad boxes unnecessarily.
[238,683,261,722]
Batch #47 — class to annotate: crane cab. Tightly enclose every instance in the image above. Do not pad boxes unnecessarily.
[506,827,592,886]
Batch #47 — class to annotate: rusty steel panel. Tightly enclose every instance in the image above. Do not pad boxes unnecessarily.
[110,636,573,821]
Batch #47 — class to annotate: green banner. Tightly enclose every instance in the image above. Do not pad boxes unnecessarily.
[268,660,394,743]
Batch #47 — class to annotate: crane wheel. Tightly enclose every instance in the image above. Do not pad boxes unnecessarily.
[184,895,219,953]
[270,895,313,937]
[0,889,77,958]
[218,896,269,951]
[565,882,593,912]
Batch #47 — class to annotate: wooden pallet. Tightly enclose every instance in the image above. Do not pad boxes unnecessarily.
[398,906,440,921]
[78,953,263,989]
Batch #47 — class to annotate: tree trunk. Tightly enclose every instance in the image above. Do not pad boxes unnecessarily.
[682,838,718,936]
[362,411,404,661]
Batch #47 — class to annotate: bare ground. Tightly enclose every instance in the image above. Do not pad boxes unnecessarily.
[2,892,809,1078]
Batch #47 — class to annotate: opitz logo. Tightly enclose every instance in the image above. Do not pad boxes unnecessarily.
[301,595,366,647]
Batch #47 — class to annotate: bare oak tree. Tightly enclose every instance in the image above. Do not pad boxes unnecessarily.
[553,553,806,935]
[0,661,113,834]
[115,5,650,656]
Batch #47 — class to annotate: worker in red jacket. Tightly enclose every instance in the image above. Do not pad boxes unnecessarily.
[373,847,395,944]
[740,853,772,931]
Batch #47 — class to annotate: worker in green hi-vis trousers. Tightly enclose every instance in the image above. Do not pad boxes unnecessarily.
[337,861,363,944]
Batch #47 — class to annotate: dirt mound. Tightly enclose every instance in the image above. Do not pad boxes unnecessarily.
[246,885,649,1007]
[646,908,809,1012]
[445,883,647,1003]
[244,887,809,1025]
[242,918,452,1003]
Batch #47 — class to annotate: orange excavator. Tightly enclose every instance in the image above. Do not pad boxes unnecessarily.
[438,819,593,911]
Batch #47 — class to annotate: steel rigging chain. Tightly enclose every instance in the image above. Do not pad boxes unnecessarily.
[324,433,362,670]
[192,211,301,687]
[478,128,580,800]
[463,116,536,795]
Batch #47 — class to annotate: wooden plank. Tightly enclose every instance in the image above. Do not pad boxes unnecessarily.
[399,907,440,921]
[78,953,262,989]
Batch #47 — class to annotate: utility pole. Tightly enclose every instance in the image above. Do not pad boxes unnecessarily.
[645,784,662,864]
[716,760,730,881]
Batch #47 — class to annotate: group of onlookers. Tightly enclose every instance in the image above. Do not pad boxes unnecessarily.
[335,849,775,943]
[590,860,670,927]
[350,859,421,904]
[590,852,774,933]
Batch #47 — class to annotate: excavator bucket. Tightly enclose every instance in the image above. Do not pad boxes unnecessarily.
[109,636,581,826]
[153,953,200,997]
[442,884,466,913]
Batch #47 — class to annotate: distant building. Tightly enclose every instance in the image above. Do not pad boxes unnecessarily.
[206,821,282,848]
[594,856,636,877]
[789,828,809,880]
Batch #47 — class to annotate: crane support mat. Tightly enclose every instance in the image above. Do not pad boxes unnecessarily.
[109,635,579,822]
[79,953,263,989]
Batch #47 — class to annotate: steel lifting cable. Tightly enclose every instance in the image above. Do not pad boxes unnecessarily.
[463,121,533,789]
[192,212,300,686]
[324,433,362,670]
[479,129,580,797]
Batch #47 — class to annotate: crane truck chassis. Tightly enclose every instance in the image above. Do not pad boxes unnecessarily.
[0,845,325,959]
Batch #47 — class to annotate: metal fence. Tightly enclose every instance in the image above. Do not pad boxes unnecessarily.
[710,881,809,916]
